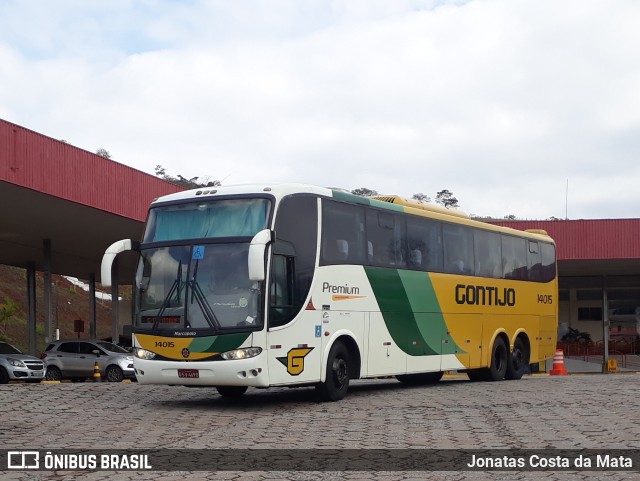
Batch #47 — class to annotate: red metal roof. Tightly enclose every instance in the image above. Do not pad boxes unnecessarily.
[492,219,640,261]
[0,118,181,221]
[3,117,639,265]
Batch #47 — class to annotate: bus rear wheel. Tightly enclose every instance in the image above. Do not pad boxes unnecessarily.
[216,386,248,397]
[316,341,350,402]
[487,336,508,381]
[506,337,529,381]
[396,371,444,385]
[467,337,508,382]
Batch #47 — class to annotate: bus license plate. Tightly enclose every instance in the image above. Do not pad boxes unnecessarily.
[178,369,199,379]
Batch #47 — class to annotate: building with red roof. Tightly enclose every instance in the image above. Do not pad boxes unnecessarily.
[2,117,639,369]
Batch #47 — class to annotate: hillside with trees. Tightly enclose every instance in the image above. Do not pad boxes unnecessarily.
[0,265,115,353]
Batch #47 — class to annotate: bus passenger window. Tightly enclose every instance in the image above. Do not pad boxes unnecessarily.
[443,225,474,275]
[366,210,403,267]
[540,243,556,282]
[527,241,542,281]
[502,236,528,280]
[474,230,502,278]
[320,200,365,265]
[406,217,443,272]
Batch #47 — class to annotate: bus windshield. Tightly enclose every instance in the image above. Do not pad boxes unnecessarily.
[143,198,270,242]
[135,243,261,333]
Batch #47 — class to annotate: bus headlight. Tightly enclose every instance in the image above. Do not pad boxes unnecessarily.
[220,347,262,360]
[134,348,156,360]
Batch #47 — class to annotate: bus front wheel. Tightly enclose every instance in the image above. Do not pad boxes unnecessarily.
[316,341,350,402]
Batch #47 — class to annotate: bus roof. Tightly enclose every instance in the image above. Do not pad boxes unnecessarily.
[150,183,333,205]
[150,183,554,244]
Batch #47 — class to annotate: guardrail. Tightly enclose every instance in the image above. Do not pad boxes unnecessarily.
[558,340,640,356]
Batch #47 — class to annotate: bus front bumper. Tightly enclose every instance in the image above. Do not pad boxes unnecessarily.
[133,355,269,387]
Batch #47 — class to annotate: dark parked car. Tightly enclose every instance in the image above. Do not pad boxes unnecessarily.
[0,341,46,383]
[42,340,135,382]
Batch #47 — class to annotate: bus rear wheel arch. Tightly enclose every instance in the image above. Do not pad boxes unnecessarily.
[467,335,509,382]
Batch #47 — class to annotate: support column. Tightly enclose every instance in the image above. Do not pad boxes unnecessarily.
[27,262,37,355]
[89,273,97,338]
[602,276,609,374]
[111,261,120,345]
[43,239,53,343]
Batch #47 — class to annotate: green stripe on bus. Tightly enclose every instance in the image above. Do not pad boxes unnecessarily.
[364,267,463,356]
[397,270,461,355]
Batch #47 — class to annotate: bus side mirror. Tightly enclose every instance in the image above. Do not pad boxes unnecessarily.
[101,239,138,287]
[248,229,274,281]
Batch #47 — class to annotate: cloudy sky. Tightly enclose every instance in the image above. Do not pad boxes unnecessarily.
[1,0,639,219]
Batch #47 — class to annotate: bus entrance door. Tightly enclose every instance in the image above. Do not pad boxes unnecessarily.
[266,311,323,386]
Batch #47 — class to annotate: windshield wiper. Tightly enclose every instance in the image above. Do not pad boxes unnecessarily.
[187,279,221,329]
[188,259,221,329]
[152,261,183,330]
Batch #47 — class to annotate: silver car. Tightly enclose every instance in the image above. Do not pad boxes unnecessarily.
[0,341,46,383]
[42,340,135,382]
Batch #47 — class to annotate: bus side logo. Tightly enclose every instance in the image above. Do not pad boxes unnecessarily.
[277,347,314,376]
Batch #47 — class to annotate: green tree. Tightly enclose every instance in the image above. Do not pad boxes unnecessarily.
[435,189,459,209]
[412,192,431,203]
[95,148,111,159]
[351,187,378,197]
[504,214,516,220]
[155,165,221,189]
[0,298,18,340]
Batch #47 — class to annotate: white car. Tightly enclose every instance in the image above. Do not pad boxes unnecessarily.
[42,340,135,382]
[0,341,46,383]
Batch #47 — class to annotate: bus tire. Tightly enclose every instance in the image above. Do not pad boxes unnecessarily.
[506,337,529,381]
[216,385,248,397]
[316,341,350,402]
[486,336,508,381]
[396,371,444,385]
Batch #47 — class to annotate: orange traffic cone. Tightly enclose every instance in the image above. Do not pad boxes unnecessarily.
[93,361,102,382]
[549,349,569,376]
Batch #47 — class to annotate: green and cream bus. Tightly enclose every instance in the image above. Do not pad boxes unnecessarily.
[101,183,557,401]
